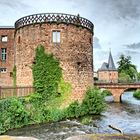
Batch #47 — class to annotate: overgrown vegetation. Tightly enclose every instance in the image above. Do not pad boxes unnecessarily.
[102,90,112,96]
[0,45,106,134]
[12,65,16,87]
[117,54,138,82]
[0,97,30,134]
[0,87,106,134]
[133,90,140,99]
[32,45,62,99]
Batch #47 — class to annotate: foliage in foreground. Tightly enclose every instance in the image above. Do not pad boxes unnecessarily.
[133,90,140,99]
[0,97,30,134]
[117,54,138,82]
[0,87,106,134]
[0,45,106,134]
[64,87,106,118]
[102,90,112,96]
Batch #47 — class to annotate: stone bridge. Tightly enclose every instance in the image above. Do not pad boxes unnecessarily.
[94,83,140,102]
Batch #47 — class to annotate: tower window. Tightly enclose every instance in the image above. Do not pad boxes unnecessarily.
[1,48,7,61]
[18,36,21,44]
[52,31,60,43]
[1,35,8,42]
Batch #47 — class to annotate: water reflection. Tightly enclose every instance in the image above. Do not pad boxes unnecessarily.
[122,91,140,105]
[5,92,140,140]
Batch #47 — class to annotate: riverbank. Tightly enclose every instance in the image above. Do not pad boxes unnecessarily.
[66,134,140,140]
[1,134,140,140]
[4,92,140,140]
[0,136,38,140]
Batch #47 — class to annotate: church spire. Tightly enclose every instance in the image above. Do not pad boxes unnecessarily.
[108,49,116,70]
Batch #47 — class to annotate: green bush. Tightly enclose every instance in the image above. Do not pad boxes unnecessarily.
[32,45,62,99]
[64,101,82,118]
[46,109,64,122]
[29,104,49,123]
[0,97,30,134]
[64,87,106,119]
[82,87,106,115]
[102,90,112,96]
[133,90,140,99]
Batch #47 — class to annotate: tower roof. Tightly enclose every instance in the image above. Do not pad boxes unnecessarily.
[100,62,108,70]
[108,51,116,70]
[98,50,117,71]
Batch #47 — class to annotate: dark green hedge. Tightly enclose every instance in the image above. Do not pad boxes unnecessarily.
[133,90,140,99]
[0,97,30,134]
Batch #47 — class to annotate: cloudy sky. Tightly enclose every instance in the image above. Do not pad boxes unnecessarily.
[0,0,140,71]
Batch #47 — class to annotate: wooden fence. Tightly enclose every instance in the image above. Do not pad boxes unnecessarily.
[0,86,35,99]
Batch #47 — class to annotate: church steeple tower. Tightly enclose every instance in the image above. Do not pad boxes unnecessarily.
[108,50,116,71]
[98,49,118,83]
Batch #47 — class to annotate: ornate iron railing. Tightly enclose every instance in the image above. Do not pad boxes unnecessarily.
[15,13,94,33]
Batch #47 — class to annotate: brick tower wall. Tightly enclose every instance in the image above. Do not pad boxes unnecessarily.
[15,23,94,100]
[0,28,15,86]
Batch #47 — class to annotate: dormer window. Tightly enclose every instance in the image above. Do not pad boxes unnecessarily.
[1,35,8,42]
[52,31,60,43]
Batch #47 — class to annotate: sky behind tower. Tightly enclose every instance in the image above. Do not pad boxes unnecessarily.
[0,0,140,70]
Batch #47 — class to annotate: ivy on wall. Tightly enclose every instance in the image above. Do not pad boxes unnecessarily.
[32,45,62,99]
[12,65,16,87]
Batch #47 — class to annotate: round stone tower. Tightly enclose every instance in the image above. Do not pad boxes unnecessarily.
[14,13,94,100]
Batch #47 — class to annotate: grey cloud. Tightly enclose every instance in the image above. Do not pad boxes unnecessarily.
[91,0,140,21]
[117,50,139,57]
[125,42,140,49]
[0,0,30,9]
[125,50,140,55]
[93,37,102,49]
[109,0,140,19]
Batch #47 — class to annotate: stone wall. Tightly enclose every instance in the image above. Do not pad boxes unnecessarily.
[15,23,94,100]
[98,71,118,83]
[0,28,15,86]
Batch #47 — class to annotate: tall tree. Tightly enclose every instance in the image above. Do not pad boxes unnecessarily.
[117,54,137,82]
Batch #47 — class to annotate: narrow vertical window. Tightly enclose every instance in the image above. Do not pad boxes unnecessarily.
[18,36,21,44]
[1,35,8,42]
[1,48,7,61]
[52,31,60,43]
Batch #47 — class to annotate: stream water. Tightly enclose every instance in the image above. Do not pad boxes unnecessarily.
[5,91,140,140]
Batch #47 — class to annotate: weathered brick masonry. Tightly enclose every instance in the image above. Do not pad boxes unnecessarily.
[0,27,15,86]
[0,13,94,100]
